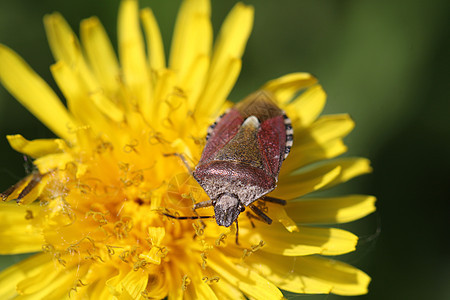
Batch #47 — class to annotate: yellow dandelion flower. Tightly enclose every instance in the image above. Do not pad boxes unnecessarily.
[0,0,375,299]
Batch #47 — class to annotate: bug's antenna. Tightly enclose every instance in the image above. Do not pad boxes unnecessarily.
[162,212,215,221]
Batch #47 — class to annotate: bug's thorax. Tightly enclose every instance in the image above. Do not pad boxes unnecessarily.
[193,163,275,207]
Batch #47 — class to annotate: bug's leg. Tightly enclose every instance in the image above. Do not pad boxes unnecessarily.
[193,200,213,210]
[248,203,273,225]
[192,200,213,229]
[261,195,287,206]
[162,153,193,174]
[246,211,269,226]
[245,211,257,228]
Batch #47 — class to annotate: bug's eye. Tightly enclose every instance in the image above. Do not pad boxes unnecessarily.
[212,199,217,206]
[240,206,245,212]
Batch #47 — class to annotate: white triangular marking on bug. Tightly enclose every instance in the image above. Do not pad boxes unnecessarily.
[243,116,260,128]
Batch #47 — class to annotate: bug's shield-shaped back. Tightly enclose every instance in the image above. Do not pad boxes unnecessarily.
[213,116,264,169]
[194,91,291,206]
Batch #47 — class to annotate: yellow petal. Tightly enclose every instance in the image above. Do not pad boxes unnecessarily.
[166,265,183,300]
[287,85,327,128]
[170,0,211,76]
[79,264,117,299]
[239,220,357,256]
[180,55,210,110]
[148,226,165,245]
[1,174,35,202]
[208,251,283,300]
[90,91,125,123]
[0,203,44,254]
[140,8,166,71]
[44,13,98,92]
[211,279,245,300]
[301,114,354,143]
[138,227,166,265]
[88,277,114,300]
[282,139,347,175]
[15,258,63,295]
[118,0,152,120]
[194,57,241,117]
[262,72,318,104]
[152,69,177,129]
[272,166,341,200]
[50,61,112,133]
[277,158,372,199]
[187,278,218,300]
[143,270,168,300]
[320,158,373,189]
[119,269,148,299]
[246,252,371,295]
[0,253,51,299]
[1,173,49,205]
[280,114,354,174]
[208,3,253,81]
[0,45,75,140]
[266,203,299,232]
[301,256,371,295]
[44,12,80,65]
[80,17,121,99]
[34,152,74,174]
[18,263,89,299]
[6,135,64,158]
[106,268,148,298]
[288,195,377,224]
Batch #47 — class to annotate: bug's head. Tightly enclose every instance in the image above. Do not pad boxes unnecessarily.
[213,194,244,227]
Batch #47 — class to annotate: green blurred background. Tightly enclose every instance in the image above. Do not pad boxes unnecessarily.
[0,0,449,299]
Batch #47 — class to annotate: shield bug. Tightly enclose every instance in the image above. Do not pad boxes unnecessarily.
[165,90,293,230]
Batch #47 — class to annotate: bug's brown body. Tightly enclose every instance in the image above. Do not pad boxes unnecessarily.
[193,91,293,227]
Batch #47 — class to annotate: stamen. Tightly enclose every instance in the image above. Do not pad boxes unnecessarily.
[148,131,168,145]
[96,141,113,154]
[86,211,109,226]
[192,222,204,237]
[106,245,122,256]
[69,279,87,298]
[200,252,208,269]
[215,233,227,246]
[123,139,139,153]
[113,217,133,239]
[155,246,168,258]
[162,118,174,129]
[133,258,148,271]
[181,275,191,291]
[242,240,265,259]
[202,276,220,284]
[119,250,130,263]
[84,249,104,262]
[25,209,34,220]
[77,183,92,194]
[141,290,151,300]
